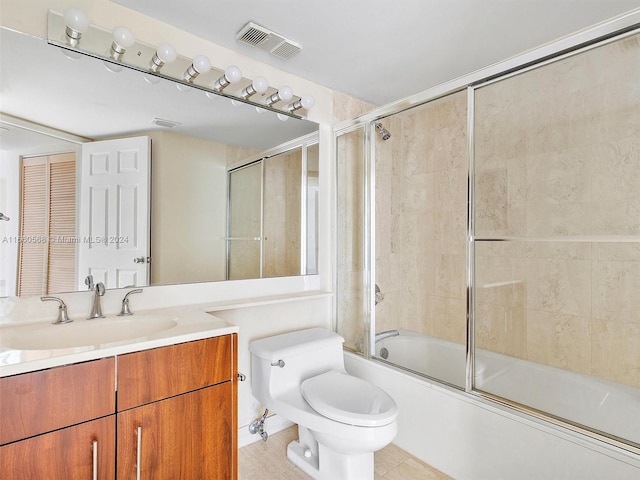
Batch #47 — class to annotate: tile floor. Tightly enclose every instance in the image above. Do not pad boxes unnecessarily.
[239,426,452,480]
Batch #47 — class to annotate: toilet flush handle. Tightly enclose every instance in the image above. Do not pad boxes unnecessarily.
[271,359,285,368]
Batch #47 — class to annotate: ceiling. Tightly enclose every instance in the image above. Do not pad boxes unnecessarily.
[114,0,640,106]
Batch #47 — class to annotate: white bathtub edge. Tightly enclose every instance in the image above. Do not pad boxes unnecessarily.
[344,351,640,480]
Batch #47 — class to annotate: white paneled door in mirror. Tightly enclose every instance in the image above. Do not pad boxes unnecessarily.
[77,136,151,290]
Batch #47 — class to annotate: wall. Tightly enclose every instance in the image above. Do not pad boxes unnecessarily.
[263,148,302,277]
[149,130,227,285]
[474,31,640,388]
[335,127,367,350]
[375,91,468,345]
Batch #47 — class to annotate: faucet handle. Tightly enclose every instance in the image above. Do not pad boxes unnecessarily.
[41,296,73,324]
[118,288,143,316]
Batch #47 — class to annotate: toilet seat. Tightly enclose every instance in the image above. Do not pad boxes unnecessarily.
[301,371,398,427]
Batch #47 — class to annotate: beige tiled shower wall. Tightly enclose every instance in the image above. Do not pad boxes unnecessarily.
[263,148,302,277]
[474,33,640,388]
[375,91,468,345]
[336,128,367,351]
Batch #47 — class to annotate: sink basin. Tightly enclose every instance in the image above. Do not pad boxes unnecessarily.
[1,314,178,350]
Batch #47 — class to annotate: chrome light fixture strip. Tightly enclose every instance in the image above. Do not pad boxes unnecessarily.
[46,10,306,120]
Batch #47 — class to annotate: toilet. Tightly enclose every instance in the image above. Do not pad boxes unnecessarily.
[249,328,398,480]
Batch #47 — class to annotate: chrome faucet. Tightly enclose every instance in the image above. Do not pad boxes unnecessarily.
[87,282,106,319]
[374,330,399,343]
[118,288,143,316]
[41,296,73,324]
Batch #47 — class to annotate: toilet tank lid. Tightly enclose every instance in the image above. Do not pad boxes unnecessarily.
[250,328,344,361]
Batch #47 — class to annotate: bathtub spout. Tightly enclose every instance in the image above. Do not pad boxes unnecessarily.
[375,330,400,343]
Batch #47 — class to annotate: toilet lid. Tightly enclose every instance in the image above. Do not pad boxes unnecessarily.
[301,371,398,427]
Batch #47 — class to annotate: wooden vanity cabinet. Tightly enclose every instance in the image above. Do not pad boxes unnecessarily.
[116,334,238,479]
[0,358,116,479]
[0,334,237,479]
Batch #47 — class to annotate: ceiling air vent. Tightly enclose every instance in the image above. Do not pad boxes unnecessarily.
[236,22,272,47]
[152,118,180,128]
[236,21,301,60]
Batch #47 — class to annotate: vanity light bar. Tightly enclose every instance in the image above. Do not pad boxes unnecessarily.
[47,9,314,120]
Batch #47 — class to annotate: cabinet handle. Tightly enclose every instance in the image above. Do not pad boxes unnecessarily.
[92,440,98,480]
[136,426,142,480]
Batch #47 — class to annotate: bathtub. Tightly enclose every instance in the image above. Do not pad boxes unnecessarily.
[374,329,639,445]
[374,330,483,387]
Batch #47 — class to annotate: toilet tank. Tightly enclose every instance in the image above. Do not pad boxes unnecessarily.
[250,328,345,400]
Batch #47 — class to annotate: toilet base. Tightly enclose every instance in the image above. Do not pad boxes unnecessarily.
[287,438,374,480]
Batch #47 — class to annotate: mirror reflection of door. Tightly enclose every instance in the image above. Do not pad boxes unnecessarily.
[77,136,151,289]
[306,143,320,275]
[17,152,77,296]
[227,143,318,280]
[227,161,263,280]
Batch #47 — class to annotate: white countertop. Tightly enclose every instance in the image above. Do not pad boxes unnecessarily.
[0,306,239,377]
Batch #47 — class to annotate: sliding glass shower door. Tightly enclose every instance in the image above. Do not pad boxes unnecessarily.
[472,30,640,447]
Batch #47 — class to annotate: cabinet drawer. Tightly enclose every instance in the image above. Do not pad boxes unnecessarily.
[117,335,232,410]
[0,358,115,445]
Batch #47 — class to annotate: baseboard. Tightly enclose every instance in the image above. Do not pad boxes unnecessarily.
[238,413,295,448]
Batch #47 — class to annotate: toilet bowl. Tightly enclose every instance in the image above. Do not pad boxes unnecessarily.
[249,328,398,480]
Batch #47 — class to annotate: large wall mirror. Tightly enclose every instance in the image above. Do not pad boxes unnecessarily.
[0,27,320,298]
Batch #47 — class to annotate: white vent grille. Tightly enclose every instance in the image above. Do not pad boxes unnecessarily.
[152,118,180,128]
[236,22,272,47]
[270,40,301,60]
[236,21,301,60]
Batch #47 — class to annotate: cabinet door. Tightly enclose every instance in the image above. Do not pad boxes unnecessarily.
[117,383,234,479]
[0,415,115,480]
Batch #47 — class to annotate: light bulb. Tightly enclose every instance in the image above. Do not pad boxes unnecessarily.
[277,113,289,122]
[266,85,294,106]
[288,94,316,113]
[301,95,315,109]
[150,43,177,72]
[63,8,89,46]
[256,107,266,114]
[183,54,210,83]
[64,8,89,33]
[110,27,135,61]
[104,62,123,73]
[241,76,269,99]
[252,76,269,94]
[212,65,242,92]
[113,27,135,48]
[225,65,242,84]
[192,55,211,74]
[278,86,294,102]
[143,74,161,84]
